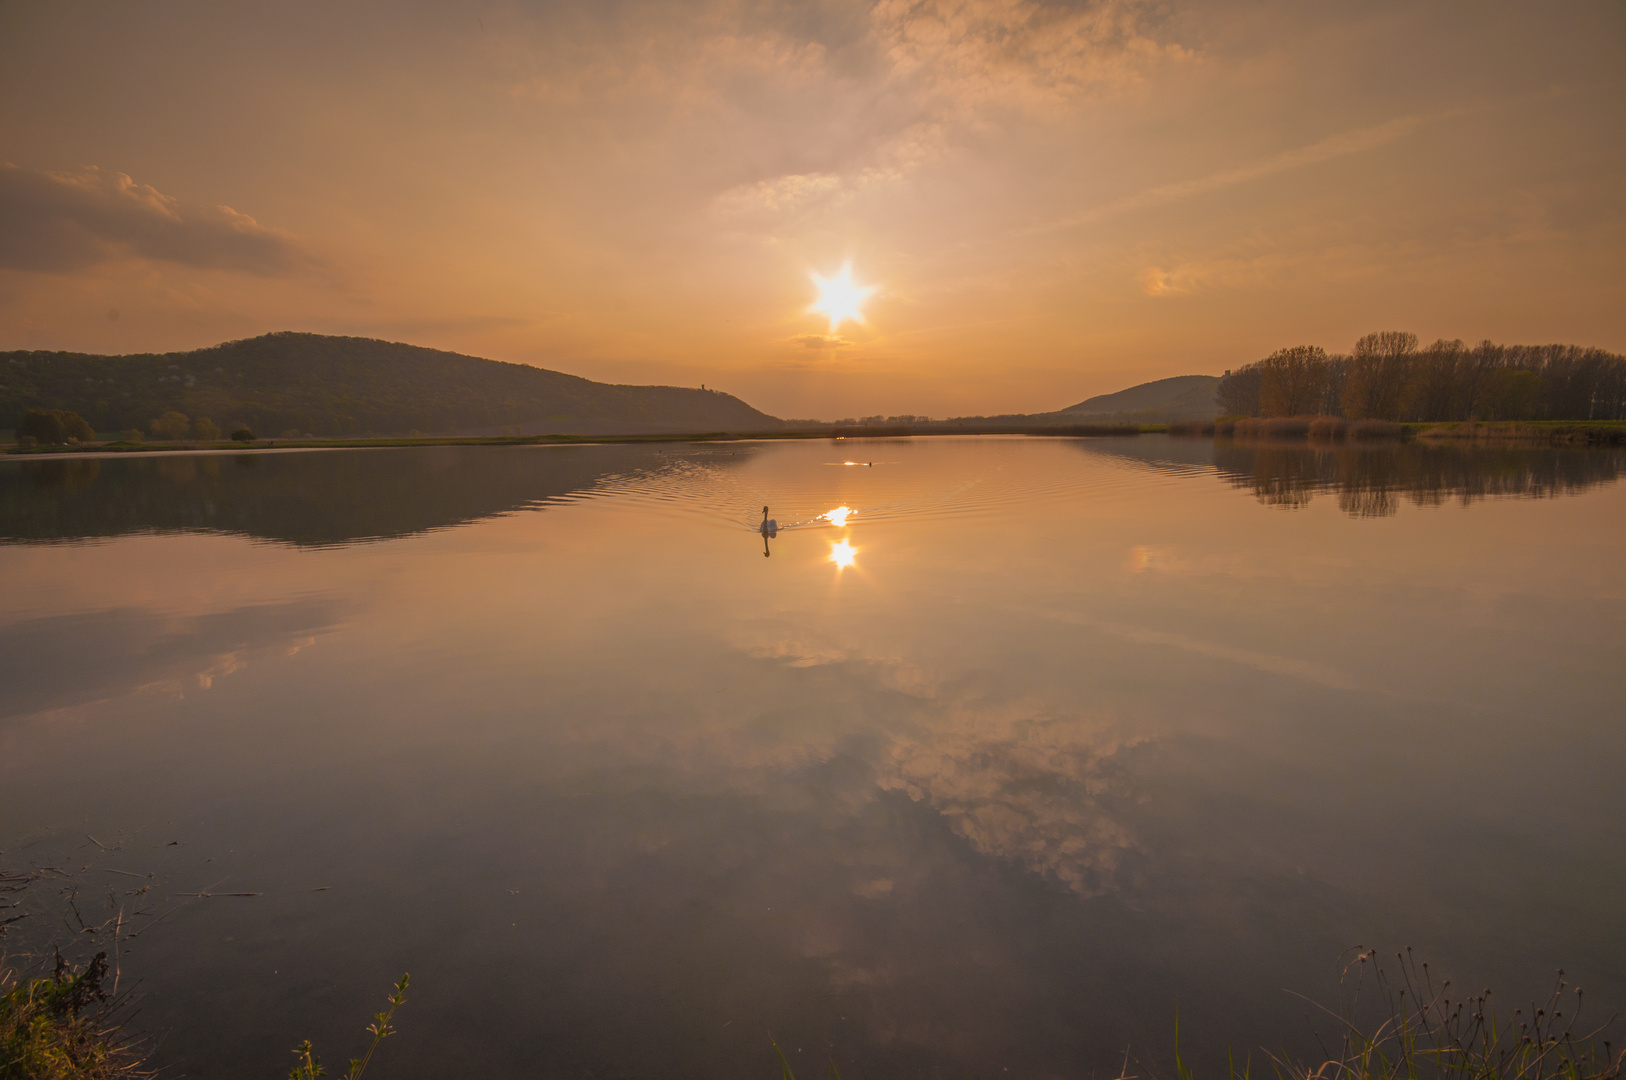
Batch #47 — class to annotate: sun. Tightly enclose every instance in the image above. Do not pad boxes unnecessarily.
[808,264,876,332]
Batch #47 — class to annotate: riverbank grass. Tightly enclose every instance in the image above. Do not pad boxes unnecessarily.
[0,954,137,1080]
[1179,951,1623,1080]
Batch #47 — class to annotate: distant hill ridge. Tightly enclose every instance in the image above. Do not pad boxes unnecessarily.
[1058,374,1221,421]
[0,332,784,437]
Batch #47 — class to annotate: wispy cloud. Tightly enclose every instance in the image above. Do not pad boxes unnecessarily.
[0,164,313,275]
[875,0,1190,111]
[792,333,854,349]
[514,0,1191,233]
[710,171,850,224]
[1028,111,1452,235]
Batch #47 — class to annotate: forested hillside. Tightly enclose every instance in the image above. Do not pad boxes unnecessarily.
[1218,334,1626,421]
[1058,374,1220,422]
[0,332,784,437]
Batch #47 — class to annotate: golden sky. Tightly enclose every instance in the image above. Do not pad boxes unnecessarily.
[1,0,1622,419]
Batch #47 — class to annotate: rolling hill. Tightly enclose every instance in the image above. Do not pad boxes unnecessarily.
[1057,374,1221,421]
[0,332,784,437]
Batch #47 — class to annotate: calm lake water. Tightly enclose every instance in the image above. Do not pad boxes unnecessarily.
[3,436,1624,1079]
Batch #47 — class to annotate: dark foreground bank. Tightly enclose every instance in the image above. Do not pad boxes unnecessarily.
[5,951,1620,1080]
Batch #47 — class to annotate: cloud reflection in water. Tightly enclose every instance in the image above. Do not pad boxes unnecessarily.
[879,708,1143,897]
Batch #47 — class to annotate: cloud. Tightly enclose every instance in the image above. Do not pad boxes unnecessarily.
[874,0,1189,112]
[508,0,1187,234]
[1139,266,1191,297]
[1138,251,1296,297]
[0,163,312,275]
[792,333,854,349]
[710,171,851,225]
[1032,111,1449,235]
[706,119,949,230]
[362,314,534,336]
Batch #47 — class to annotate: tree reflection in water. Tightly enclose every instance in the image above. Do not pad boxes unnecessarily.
[1212,441,1626,517]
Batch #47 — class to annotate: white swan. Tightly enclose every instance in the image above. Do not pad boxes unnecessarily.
[759,505,778,537]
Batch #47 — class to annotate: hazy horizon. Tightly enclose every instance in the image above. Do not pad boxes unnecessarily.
[3,0,1623,419]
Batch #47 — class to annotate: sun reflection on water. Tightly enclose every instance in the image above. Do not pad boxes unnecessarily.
[824,506,853,528]
[829,539,856,568]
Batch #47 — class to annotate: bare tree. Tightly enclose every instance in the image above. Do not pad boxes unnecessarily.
[1403,339,1467,420]
[1217,365,1263,417]
[1258,345,1331,416]
[1342,331,1417,419]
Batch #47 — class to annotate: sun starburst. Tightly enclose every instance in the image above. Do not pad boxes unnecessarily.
[808,264,876,332]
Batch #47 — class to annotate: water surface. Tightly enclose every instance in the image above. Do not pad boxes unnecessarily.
[2,437,1623,1079]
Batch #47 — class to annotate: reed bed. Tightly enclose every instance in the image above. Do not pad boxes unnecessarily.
[1166,951,1621,1080]
[1178,417,1408,441]
[1414,422,1626,445]
[1229,417,1405,440]
[1308,417,1347,438]
[1348,420,1404,439]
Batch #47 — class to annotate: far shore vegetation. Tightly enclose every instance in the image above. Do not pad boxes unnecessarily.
[1166,417,1626,445]
[3,416,1161,455]
[1216,333,1626,425]
[6,330,1623,450]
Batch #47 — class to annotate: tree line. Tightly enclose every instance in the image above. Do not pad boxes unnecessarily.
[12,406,255,445]
[16,408,95,445]
[1216,333,1626,421]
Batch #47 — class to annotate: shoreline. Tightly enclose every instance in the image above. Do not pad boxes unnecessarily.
[1172,417,1626,445]
[0,425,1157,456]
[6,418,1626,457]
